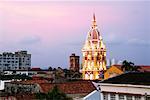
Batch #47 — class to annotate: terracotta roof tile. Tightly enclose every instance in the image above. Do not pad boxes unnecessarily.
[31,67,41,71]
[39,81,96,94]
[15,93,36,100]
[139,66,150,72]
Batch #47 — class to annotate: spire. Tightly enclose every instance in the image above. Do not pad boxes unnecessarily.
[92,13,97,29]
[93,13,96,22]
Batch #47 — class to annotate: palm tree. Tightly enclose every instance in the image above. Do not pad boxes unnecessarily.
[132,65,141,72]
[121,60,140,72]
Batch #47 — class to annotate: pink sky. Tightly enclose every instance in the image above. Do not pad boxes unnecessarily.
[0,1,149,68]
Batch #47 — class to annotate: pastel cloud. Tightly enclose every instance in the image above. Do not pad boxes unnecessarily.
[0,1,149,67]
[127,38,150,46]
[20,35,41,45]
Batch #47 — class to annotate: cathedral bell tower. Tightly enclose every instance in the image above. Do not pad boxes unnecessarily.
[81,14,106,80]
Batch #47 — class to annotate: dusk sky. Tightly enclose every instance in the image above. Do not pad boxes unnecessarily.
[0,1,149,68]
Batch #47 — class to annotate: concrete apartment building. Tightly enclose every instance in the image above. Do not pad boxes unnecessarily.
[0,51,31,70]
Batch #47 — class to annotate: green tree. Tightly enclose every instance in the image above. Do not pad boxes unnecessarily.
[35,93,47,100]
[132,65,141,72]
[36,86,72,100]
[121,60,140,72]
[48,66,53,71]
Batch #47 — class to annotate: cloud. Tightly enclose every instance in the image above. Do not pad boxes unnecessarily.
[20,35,41,45]
[127,38,150,46]
[104,31,150,46]
[104,32,125,45]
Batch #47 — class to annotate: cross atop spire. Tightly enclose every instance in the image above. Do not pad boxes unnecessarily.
[92,13,97,29]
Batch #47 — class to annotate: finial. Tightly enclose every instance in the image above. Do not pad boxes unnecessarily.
[93,13,96,21]
[92,13,97,29]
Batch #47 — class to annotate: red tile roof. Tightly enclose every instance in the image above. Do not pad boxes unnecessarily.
[15,93,36,100]
[31,67,41,71]
[32,76,43,80]
[39,81,96,94]
[139,66,150,72]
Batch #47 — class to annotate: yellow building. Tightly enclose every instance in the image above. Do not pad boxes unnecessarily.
[104,65,123,79]
[104,65,150,79]
[81,14,106,80]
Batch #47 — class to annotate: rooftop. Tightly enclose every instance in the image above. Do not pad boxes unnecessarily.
[101,72,150,85]
[39,81,96,94]
[0,75,31,80]
[112,64,150,72]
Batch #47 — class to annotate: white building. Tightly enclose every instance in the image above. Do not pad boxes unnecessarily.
[99,83,150,100]
[93,72,150,100]
[3,70,29,76]
[3,68,49,76]
[0,80,11,90]
[106,58,123,67]
[0,51,31,70]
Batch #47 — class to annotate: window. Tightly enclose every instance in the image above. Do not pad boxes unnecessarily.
[127,95,132,100]
[119,94,125,100]
[110,94,116,100]
[97,56,100,60]
[135,96,141,100]
[103,93,108,100]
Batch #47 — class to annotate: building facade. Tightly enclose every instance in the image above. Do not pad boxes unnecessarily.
[81,14,106,80]
[0,51,31,70]
[104,65,150,79]
[104,65,124,79]
[97,72,150,100]
[69,53,80,72]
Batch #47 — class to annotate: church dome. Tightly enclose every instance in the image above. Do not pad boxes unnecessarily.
[86,13,101,42]
[89,29,100,40]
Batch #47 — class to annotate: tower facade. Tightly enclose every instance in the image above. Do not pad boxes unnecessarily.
[81,14,106,80]
[69,53,80,72]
